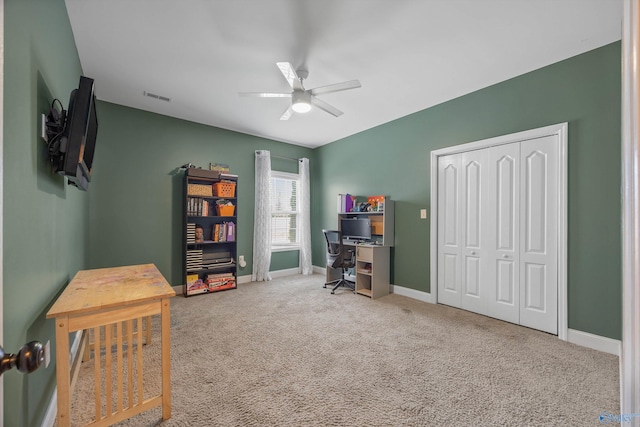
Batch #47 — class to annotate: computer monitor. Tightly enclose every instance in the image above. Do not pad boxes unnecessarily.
[340,218,372,241]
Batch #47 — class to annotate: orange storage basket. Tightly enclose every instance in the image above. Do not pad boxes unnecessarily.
[213,181,236,197]
[217,205,235,216]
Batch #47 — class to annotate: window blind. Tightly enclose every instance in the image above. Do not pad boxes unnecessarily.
[270,174,299,245]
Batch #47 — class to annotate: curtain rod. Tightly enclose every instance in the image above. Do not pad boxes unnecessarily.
[272,154,299,162]
[255,150,307,162]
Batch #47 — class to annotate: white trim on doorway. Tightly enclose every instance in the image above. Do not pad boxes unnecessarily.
[620,0,640,417]
[429,123,568,340]
[0,0,5,420]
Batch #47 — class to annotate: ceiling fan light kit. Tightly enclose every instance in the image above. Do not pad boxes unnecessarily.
[239,62,361,120]
[291,91,312,113]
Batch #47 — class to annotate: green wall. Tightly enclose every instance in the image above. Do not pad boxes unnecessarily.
[4,0,87,425]
[314,42,622,340]
[88,103,314,284]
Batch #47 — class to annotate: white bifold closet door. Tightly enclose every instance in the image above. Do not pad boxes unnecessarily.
[437,135,558,334]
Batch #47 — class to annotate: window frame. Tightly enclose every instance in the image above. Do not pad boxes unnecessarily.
[269,170,301,252]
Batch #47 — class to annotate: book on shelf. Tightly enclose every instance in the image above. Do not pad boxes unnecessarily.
[186,274,208,295]
[187,223,196,243]
[210,222,236,243]
[206,272,236,291]
[337,194,354,213]
[186,249,203,270]
[187,197,212,216]
[226,222,234,242]
[219,222,226,242]
[213,224,220,242]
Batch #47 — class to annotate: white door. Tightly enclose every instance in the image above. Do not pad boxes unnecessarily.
[519,136,558,334]
[459,149,487,314]
[435,135,559,335]
[437,154,462,307]
[438,149,488,314]
[485,142,520,324]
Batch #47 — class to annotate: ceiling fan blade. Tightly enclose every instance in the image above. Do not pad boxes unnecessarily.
[239,92,291,98]
[310,80,361,96]
[280,105,293,121]
[276,62,304,91]
[311,97,343,117]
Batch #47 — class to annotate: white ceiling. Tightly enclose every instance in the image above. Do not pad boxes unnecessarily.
[65,0,622,149]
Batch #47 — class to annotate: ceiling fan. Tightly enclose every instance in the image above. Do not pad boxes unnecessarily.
[239,62,361,120]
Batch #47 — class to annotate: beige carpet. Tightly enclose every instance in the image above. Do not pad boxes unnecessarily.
[69,274,619,426]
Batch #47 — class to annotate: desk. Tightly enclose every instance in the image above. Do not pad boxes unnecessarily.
[326,243,390,299]
[47,264,175,427]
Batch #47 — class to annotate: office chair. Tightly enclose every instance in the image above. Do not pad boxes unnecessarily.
[322,229,356,294]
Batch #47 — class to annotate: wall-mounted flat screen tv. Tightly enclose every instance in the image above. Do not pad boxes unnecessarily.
[47,76,98,191]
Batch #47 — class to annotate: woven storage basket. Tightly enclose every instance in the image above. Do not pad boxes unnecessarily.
[213,181,236,197]
[187,183,213,197]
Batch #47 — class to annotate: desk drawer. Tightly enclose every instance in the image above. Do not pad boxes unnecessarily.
[356,246,373,262]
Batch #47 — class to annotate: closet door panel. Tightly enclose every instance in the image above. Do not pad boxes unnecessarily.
[437,155,462,307]
[460,149,487,314]
[519,136,558,334]
[496,259,516,304]
[485,142,520,324]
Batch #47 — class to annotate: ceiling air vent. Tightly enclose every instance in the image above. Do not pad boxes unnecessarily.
[143,91,171,102]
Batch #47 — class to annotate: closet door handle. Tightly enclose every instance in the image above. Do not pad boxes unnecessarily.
[503,254,509,259]
[470,251,476,255]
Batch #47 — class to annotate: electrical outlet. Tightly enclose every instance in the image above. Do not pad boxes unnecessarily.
[41,114,48,142]
[420,209,427,219]
[45,340,51,368]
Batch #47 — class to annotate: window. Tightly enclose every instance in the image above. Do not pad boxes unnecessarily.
[270,171,300,250]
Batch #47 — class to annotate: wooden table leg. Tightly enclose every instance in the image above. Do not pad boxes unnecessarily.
[161,298,171,419]
[55,316,71,427]
[82,328,92,362]
[145,315,152,345]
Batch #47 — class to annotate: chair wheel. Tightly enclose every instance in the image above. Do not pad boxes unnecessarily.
[323,284,326,288]
[331,291,335,294]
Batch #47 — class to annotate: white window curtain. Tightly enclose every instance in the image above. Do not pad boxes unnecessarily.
[298,158,312,275]
[253,150,272,281]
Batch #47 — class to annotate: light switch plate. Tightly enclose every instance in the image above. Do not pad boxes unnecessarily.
[420,209,427,219]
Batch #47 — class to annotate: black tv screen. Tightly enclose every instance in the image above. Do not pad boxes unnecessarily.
[57,76,98,191]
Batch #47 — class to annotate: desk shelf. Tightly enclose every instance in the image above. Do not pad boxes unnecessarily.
[354,245,390,299]
[338,199,394,246]
[356,288,372,298]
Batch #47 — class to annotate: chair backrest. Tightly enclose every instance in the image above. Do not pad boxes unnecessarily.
[323,229,354,269]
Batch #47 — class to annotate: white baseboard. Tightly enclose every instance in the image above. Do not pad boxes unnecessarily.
[269,267,301,279]
[391,284,436,304]
[41,390,56,427]
[238,274,252,284]
[41,330,83,427]
[567,328,621,356]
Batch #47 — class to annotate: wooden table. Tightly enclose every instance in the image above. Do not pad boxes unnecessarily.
[47,263,175,427]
